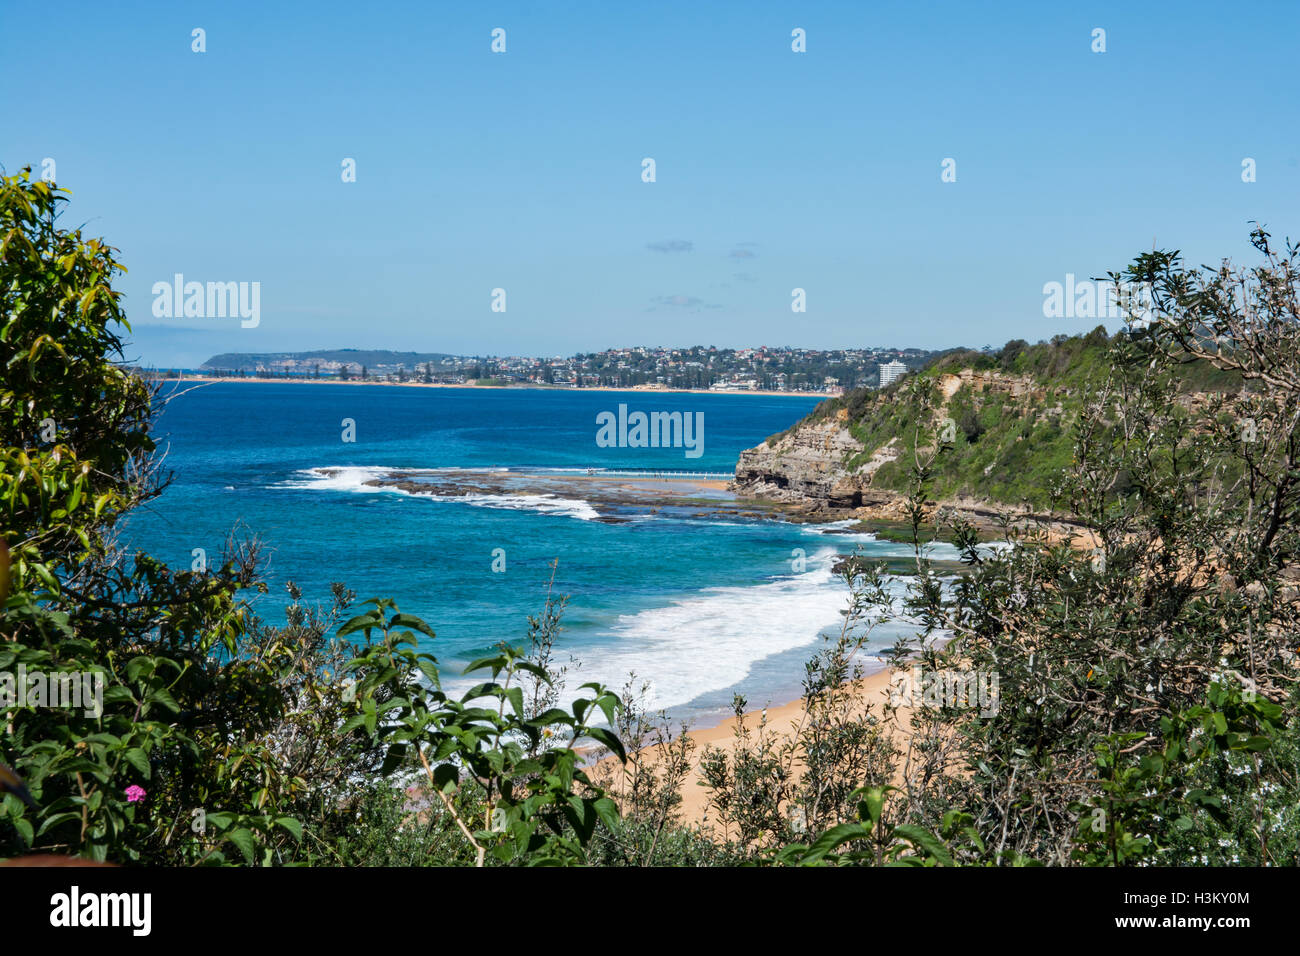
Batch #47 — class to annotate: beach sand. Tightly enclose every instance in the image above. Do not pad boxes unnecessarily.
[588,665,906,828]
[607,528,1098,830]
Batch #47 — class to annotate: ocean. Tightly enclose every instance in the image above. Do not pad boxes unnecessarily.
[124,382,942,728]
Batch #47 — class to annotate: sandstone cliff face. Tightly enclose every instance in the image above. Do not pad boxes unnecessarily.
[936,368,1044,403]
[733,408,894,510]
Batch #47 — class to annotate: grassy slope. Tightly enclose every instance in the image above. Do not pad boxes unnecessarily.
[773,331,1242,511]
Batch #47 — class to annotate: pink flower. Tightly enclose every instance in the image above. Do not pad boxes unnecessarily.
[125,785,146,803]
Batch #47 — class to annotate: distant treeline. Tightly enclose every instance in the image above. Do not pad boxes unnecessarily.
[200,349,456,371]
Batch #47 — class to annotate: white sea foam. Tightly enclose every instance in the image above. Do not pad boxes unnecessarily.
[453,493,600,521]
[279,467,600,520]
[277,466,403,493]
[801,518,874,536]
[798,520,991,561]
[526,547,914,713]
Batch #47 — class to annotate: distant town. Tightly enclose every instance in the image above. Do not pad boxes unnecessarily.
[191,345,941,394]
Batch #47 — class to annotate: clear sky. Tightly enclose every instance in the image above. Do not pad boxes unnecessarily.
[4,0,1297,368]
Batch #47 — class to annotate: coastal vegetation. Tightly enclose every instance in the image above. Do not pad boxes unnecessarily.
[3,168,1297,866]
[787,328,1248,511]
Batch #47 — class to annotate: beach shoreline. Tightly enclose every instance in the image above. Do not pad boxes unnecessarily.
[154,375,834,401]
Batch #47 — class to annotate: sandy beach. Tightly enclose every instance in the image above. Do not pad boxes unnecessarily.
[588,664,906,829]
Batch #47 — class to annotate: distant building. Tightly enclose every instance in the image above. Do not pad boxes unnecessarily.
[878,360,908,388]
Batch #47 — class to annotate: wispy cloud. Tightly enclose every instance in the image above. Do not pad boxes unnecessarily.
[648,294,723,311]
[653,294,703,307]
[647,239,694,254]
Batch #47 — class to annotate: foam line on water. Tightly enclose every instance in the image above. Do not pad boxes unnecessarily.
[472,548,893,712]
[452,493,600,521]
[279,466,599,520]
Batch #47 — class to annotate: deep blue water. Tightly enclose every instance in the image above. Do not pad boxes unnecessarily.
[124,383,936,727]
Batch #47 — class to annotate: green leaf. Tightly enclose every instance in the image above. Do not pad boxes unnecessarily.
[858,785,888,827]
[528,708,572,727]
[121,747,150,778]
[226,827,256,865]
[593,796,620,831]
[379,743,408,775]
[416,659,441,689]
[36,810,83,836]
[337,611,382,637]
[891,824,954,866]
[146,685,180,714]
[504,686,524,718]
[511,661,552,685]
[593,693,619,728]
[338,713,369,735]
[432,763,459,792]
[389,613,435,638]
[463,655,508,676]
[584,727,626,763]
[799,822,872,863]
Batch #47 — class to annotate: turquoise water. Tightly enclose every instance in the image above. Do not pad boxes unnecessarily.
[125,383,935,727]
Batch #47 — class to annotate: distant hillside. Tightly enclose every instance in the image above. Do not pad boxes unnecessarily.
[200,349,456,371]
[735,329,1245,515]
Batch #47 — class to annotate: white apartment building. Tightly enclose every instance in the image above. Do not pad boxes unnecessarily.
[878,360,908,388]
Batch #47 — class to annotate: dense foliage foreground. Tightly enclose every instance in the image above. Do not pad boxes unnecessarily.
[2,168,1298,865]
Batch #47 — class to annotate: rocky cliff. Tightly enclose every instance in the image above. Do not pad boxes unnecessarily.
[734,404,916,526]
[731,347,1090,524]
[733,335,1244,536]
[736,408,866,504]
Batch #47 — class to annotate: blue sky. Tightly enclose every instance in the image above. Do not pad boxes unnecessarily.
[4,0,1297,367]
